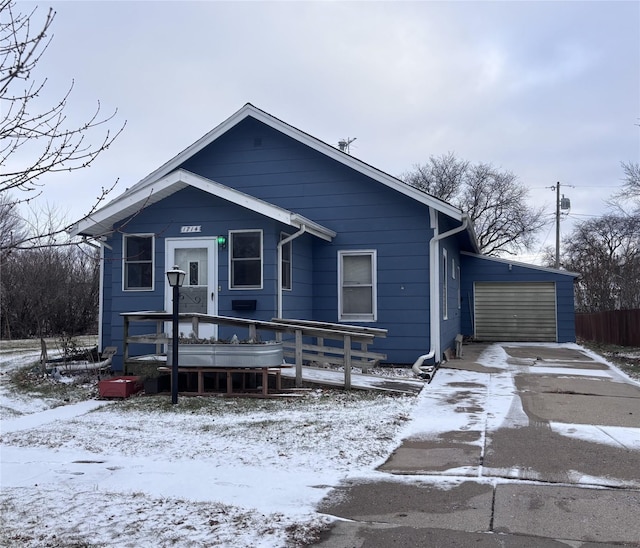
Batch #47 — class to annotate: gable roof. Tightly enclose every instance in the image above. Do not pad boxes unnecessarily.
[70,103,473,240]
[71,169,336,241]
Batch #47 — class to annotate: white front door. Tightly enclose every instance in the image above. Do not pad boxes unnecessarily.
[165,238,217,339]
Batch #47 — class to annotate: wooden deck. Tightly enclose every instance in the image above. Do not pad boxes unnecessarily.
[121,312,390,392]
[157,365,293,397]
[279,366,425,395]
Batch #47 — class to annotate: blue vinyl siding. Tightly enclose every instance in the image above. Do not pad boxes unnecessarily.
[178,119,436,363]
[460,253,576,343]
[281,233,314,319]
[180,119,409,227]
[103,184,326,370]
[440,235,463,355]
[94,110,579,371]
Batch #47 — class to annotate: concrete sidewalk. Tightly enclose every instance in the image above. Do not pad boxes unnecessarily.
[313,343,640,547]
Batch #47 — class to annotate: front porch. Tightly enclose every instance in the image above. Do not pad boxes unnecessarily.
[120,311,415,394]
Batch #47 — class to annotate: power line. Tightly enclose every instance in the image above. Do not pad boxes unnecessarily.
[574,184,625,189]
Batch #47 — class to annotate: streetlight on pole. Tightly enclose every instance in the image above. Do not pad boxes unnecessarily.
[166,265,185,405]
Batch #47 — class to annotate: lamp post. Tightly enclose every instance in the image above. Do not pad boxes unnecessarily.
[166,265,185,404]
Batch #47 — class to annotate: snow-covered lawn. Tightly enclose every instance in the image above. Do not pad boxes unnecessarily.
[0,345,416,547]
[2,340,639,546]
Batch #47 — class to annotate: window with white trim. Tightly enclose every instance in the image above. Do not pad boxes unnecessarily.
[339,250,377,322]
[230,230,262,289]
[124,234,154,291]
[280,232,292,291]
[442,249,448,320]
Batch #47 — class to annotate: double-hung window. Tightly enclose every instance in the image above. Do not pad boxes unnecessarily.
[124,234,154,291]
[339,250,377,322]
[230,230,263,289]
[280,232,292,291]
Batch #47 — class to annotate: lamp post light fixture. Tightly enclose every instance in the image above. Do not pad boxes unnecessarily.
[166,265,185,404]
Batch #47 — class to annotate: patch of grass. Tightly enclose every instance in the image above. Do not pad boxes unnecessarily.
[9,362,99,404]
[99,387,410,416]
[0,336,97,354]
[580,339,640,381]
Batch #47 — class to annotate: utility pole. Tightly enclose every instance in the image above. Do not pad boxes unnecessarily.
[555,181,561,269]
[552,181,571,269]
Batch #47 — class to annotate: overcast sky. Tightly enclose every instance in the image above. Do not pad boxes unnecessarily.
[18,0,640,258]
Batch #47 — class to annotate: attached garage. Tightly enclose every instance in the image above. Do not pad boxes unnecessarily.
[474,281,558,342]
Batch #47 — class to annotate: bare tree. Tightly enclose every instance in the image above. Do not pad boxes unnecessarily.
[400,152,468,203]
[555,214,640,312]
[610,161,640,216]
[0,0,124,250]
[464,163,549,255]
[0,192,26,250]
[401,154,547,255]
[0,242,99,338]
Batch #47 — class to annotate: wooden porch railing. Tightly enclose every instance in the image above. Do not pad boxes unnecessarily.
[121,312,387,390]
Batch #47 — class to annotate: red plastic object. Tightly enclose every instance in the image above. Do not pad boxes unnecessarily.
[98,376,142,398]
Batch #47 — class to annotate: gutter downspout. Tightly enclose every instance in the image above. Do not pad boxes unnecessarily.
[277,225,307,319]
[413,212,469,381]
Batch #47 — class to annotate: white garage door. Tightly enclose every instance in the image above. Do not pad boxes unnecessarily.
[474,282,557,342]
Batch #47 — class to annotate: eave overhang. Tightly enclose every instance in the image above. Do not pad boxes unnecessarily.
[460,251,580,277]
[69,169,336,242]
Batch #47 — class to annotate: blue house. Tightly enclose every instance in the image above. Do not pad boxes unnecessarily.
[70,104,577,371]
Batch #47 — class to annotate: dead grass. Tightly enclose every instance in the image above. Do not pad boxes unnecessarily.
[579,339,640,381]
[9,362,100,405]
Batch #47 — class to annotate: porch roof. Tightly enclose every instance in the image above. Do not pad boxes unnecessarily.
[69,169,336,242]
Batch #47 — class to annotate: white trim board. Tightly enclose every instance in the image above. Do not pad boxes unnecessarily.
[71,169,336,242]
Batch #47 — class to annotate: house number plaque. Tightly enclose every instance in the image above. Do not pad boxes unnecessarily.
[180,225,202,233]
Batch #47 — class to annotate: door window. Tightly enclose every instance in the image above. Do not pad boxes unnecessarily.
[174,247,208,314]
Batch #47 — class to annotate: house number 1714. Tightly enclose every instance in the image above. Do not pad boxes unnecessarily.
[180,226,202,233]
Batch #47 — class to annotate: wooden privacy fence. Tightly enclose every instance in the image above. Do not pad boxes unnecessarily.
[575,309,640,347]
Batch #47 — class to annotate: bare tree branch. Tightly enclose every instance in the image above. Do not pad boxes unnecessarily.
[400,152,467,203]
[0,0,125,251]
[401,154,548,255]
[558,214,640,312]
[609,161,640,216]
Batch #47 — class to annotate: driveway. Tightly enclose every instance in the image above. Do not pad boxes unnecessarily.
[314,343,640,547]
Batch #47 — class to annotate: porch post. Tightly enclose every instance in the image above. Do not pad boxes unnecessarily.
[295,329,303,387]
[344,334,352,390]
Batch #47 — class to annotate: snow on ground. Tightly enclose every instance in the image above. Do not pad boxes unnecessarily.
[549,422,640,451]
[0,347,416,547]
[1,340,639,546]
[0,351,62,417]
